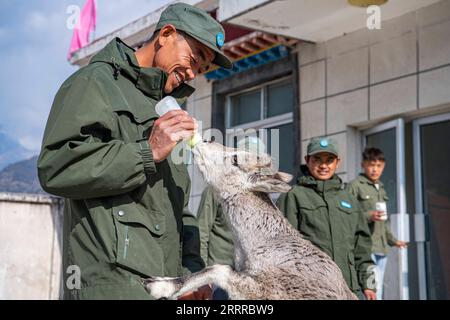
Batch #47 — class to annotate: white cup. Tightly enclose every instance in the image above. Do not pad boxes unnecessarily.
[375,202,387,220]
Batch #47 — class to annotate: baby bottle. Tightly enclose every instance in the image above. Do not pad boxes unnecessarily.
[154,96,202,148]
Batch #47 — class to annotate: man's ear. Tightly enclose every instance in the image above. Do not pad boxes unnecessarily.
[249,171,293,193]
[158,25,177,46]
[336,157,341,170]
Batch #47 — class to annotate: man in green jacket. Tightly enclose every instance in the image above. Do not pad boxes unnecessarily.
[277,137,376,300]
[37,3,232,299]
[347,147,407,300]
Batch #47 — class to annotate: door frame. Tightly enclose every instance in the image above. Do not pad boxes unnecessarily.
[362,118,409,300]
[413,112,450,300]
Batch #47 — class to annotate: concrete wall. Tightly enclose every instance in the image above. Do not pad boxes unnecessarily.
[186,76,214,216]
[186,0,450,218]
[296,0,450,299]
[297,0,450,183]
[0,193,63,300]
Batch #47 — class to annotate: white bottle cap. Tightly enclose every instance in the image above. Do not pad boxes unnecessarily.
[155,96,181,116]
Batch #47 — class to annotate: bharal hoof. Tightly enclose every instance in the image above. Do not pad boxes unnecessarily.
[142,276,180,300]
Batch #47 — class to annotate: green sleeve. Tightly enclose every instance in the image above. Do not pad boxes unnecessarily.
[207,205,235,266]
[181,209,205,275]
[196,187,216,266]
[385,222,398,246]
[180,166,205,274]
[353,203,376,291]
[37,75,156,199]
[276,191,300,230]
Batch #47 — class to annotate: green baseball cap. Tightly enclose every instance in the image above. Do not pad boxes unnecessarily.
[307,137,339,157]
[155,3,233,70]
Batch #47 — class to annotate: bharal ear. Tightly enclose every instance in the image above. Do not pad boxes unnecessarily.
[249,171,293,193]
[274,171,293,183]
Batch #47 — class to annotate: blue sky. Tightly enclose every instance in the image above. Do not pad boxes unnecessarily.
[0,0,170,154]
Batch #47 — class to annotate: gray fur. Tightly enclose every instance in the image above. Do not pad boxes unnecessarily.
[143,142,357,300]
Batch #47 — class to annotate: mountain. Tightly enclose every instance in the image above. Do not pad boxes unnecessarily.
[0,132,35,171]
[0,155,46,194]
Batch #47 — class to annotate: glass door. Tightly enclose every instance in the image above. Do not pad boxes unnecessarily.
[414,113,450,300]
[362,118,409,300]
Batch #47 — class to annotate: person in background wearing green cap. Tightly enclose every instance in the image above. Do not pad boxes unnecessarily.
[347,147,408,300]
[277,137,377,300]
[195,136,265,300]
[38,2,232,299]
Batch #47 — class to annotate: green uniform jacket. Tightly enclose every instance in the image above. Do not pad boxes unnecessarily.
[347,174,398,255]
[276,167,375,292]
[37,38,202,299]
[197,186,234,267]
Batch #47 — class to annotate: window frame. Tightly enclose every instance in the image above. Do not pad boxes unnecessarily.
[211,54,301,179]
[225,76,294,130]
[224,76,295,177]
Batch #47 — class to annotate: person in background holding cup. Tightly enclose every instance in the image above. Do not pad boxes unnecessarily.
[347,147,408,300]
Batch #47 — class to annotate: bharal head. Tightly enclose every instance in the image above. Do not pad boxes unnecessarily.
[193,142,293,196]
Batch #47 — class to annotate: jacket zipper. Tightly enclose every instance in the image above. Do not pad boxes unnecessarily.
[123,226,129,259]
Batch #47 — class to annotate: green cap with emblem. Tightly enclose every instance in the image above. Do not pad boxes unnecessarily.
[155,2,233,69]
[307,137,339,157]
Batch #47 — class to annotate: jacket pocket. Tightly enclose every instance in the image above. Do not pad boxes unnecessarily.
[357,192,373,211]
[112,199,166,277]
[337,204,354,215]
[297,202,328,238]
[357,192,371,201]
[337,203,359,238]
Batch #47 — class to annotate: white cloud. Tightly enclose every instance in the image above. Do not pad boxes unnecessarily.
[18,136,41,154]
[27,11,49,29]
[95,0,171,38]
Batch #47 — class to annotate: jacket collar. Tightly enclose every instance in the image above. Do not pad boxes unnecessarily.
[297,165,344,194]
[358,173,384,187]
[90,37,195,107]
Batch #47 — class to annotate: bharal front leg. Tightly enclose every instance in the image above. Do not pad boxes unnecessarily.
[142,264,257,300]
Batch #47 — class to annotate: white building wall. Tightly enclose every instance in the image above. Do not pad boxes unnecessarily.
[186,76,214,216]
[298,0,450,182]
[186,0,450,219]
[0,193,63,300]
[297,0,450,299]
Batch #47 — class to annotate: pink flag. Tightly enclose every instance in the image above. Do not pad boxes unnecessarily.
[67,0,97,60]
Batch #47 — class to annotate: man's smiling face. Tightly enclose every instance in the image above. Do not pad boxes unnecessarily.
[305,152,340,181]
[153,26,215,94]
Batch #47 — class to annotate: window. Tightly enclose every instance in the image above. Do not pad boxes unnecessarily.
[226,77,295,175]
